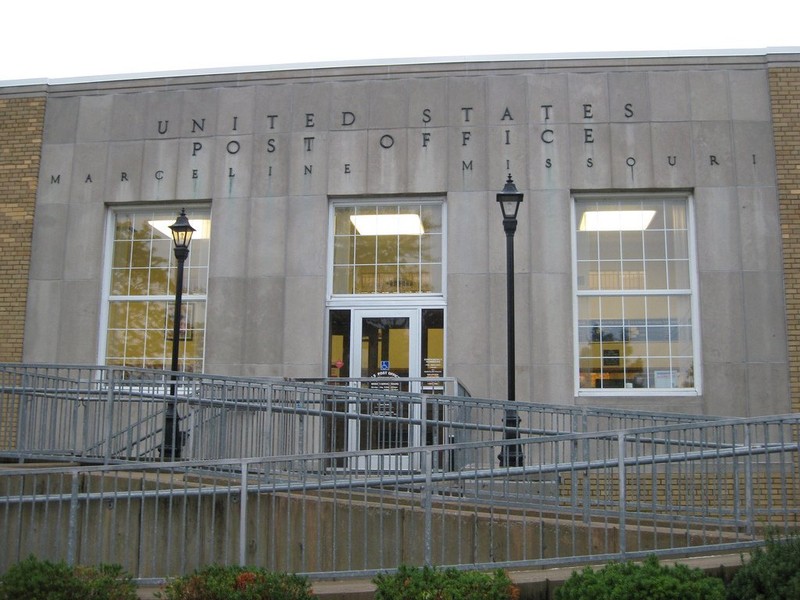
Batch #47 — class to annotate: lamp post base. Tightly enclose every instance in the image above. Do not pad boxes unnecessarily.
[498,411,524,467]
[498,445,524,468]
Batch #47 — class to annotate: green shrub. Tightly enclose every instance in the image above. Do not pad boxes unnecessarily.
[373,564,520,600]
[727,534,800,600]
[0,555,137,600]
[156,564,316,600]
[554,555,725,600]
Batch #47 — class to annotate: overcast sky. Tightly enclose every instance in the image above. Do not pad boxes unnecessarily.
[3,0,798,83]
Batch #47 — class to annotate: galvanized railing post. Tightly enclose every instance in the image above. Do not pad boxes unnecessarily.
[104,368,116,464]
[17,372,31,455]
[67,470,80,566]
[618,431,626,557]
[423,448,433,566]
[744,426,754,535]
[240,461,248,566]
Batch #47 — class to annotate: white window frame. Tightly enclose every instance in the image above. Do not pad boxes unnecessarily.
[326,197,447,308]
[571,192,702,397]
[98,205,211,373]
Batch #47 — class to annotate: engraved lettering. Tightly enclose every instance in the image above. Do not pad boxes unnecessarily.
[304,165,313,175]
[228,167,235,178]
[505,130,511,145]
[342,111,356,126]
[462,160,473,171]
[541,129,554,143]
[583,104,593,119]
[266,115,278,129]
[462,131,471,146]
[120,172,128,182]
[85,174,93,183]
[192,142,202,156]
[50,174,61,184]
[192,169,199,179]
[545,158,552,168]
[587,158,593,168]
[304,137,315,151]
[422,108,432,124]
[422,132,431,147]
[541,105,553,121]
[501,107,513,121]
[584,128,594,143]
[752,154,757,165]
[232,116,238,131]
[268,165,273,176]
[710,155,719,166]
[226,140,240,154]
[380,134,394,149]
[158,120,169,135]
[461,107,473,122]
[668,156,677,166]
[624,104,634,118]
[155,170,164,180]
[267,139,276,153]
[305,113,315,127]
[627,157,636,179]
[344,163,351,174]
[191,118,205,133]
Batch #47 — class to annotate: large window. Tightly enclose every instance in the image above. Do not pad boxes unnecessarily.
[331,202,443,295]
[574,195,698,393]
[103,207,211,373]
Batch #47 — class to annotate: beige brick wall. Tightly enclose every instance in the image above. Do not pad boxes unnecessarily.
[0,96,45,448]
[561,472,799,526]
[771,67,800,415]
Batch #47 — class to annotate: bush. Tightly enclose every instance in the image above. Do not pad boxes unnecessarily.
[727,534,800,600]
[0,555,137,600]
[554,555,725,600]
[373,564,520,600]
[156,564,316,600]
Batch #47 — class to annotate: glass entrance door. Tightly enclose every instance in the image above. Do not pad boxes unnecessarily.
[349,309,420,470]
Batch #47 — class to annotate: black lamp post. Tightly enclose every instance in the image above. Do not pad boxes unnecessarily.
[497,175,524,468]
[162,208,195,460]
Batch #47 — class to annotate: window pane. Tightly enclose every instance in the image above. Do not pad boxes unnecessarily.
[421,264,442,293]
[420,234,442,263]
[355,236,376,264]
[420,205,442,234]
[333,236,352,264]
[354,265,375,293]
[668,260,690,288]
[666,230,689,259]
[576,261,597,291]
[597,231,621,260]
[106,208,210,372]
[398,265,420,292]
[644,260,667,289]
[575,195,695,392]
[333,266,354,294]
[376,235,398,264]
[576,231,598,260]
[643,230,666,260]
[332,202,443,296]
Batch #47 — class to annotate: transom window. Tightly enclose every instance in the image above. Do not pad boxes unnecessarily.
[331,202,443,295]
[103,207,211,373]
[574,195,698,392]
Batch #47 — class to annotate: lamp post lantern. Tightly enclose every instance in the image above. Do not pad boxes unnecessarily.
[496,175,524,468]
[162,208,195,460]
